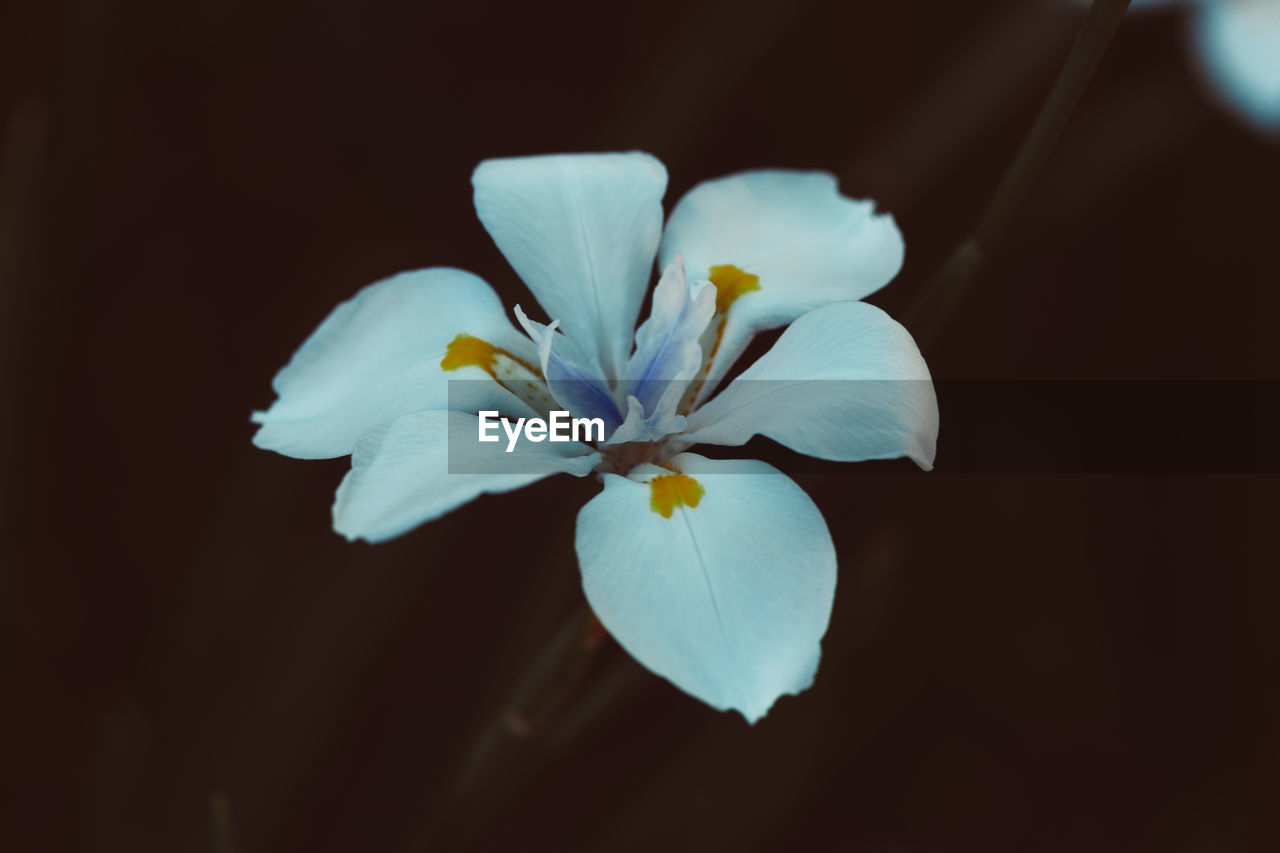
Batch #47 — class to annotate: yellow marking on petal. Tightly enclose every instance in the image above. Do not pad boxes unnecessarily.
[442,334,498,374]
[649,473,705,519]
[442,333,551,415]
[442,333,540,378]
[708,264,760,315]
[677,265,758,414]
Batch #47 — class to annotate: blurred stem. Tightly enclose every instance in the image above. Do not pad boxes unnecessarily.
[416,603,630,852]
[446,601,608,821]
[905,0,1132,349]
[844,2,1078,210]
[210,793,237,853]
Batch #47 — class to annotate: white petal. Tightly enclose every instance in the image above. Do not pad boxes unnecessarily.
[1190,0,1280,133]
[681,301,938,470]
[659,170,904,398]
[575,453,836,723]
[252,268,535,459]
[472,153,668,378]
[334,410,600,543]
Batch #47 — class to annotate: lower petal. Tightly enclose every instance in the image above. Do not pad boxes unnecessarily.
[681,301,939,470]
[575,453,836,723]
[334,410,600,543]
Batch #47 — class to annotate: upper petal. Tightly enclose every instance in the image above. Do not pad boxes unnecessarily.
[334,410,600,543]
[659,170,904,401]
[575,453,836,723]
[1189,0,1280,133]
[251,268,536,459]
[472,153,668,379]
[681,301,938,470]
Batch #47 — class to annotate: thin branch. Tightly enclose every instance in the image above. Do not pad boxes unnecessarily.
[905,0,1133,350]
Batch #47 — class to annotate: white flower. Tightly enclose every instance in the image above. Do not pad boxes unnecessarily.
[252,153,938,722]
[1130,0,1280,134]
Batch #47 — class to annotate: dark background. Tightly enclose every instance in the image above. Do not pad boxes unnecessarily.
[3,0,1277,850]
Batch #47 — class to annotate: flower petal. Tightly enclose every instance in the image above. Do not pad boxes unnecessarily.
[1189,0,1280,133]
[513,305,624,431]
[659,170,904,400]
[252,268,536,459]
[472,153,668,378]
[611,258,716,442]
[681,301,938,469]
[575,453,836,723]
[334,410,600,543]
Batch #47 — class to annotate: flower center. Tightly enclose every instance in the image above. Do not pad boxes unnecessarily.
[597,440,676,475]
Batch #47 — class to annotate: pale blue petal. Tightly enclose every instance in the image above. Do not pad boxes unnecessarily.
[333,410,600,543]
[1190,0,1280,133]
[659,170,904,402]
[473,153,668,378]
[681,301,938,470]
[575,453,836,723]
[513,306,623,431]
[620,259,717,425]
[252,268,535,459]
